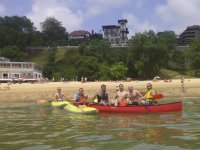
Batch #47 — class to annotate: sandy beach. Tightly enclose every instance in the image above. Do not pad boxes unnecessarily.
[0,78,200,102]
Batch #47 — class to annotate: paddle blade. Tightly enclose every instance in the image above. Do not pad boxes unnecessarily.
[119,101,128,106]
[36,99,47,104]
[153,94,164,99]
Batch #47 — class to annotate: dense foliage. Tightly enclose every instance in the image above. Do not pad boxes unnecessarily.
[127,31,170,79]
[40,17,68,46]
[190,36,200,76]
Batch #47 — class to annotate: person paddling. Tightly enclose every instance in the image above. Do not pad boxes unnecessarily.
[74,88,88,106]
[139,83,158,105]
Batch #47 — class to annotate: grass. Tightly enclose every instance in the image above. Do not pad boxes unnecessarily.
[29,48,69,66]
[55,48,69,63]
[29,49,49,66]
[160,68,182,79]
[160,68,194,79]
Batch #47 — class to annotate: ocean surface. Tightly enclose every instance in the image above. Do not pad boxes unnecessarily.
[0,98,199,150]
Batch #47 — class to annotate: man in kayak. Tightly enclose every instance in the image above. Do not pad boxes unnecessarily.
[127,86,143,105]
[139,83,158,105]
[54,87,66,101]
[92,84,110,106]
[74,88,88,106]
[114,84,128,106]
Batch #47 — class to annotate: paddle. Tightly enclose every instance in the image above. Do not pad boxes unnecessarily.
[36,99,53,104]
[152,94,164,100]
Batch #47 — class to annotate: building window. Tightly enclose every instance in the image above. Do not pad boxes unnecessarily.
[29,64,32,68]
[23,64,29,68]
[11,73,20,78]
[2,73,9,78]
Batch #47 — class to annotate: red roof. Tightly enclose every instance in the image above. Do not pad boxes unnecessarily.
[69,30,91,37]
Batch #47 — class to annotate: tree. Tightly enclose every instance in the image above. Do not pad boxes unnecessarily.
[190,35,200,76]
[0,16,35,49]
[0,45,26,61]
[47,47,57,66]
[128,30,170,79]
[43,66,54,80]
[89,39,111,62]
[110,62,128,80]
[40,17,68,46]
[98,64,111,81]
[171,51,186,70]
[42,47,57,79]
[30,31,45,46]
[75,56,100,81]
[191,54,200,76]
[78,44,89,56]
[157,31,177,51]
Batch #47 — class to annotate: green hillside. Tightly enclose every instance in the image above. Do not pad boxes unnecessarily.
[29,48,69,66]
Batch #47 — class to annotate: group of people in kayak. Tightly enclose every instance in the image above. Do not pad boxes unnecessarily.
[54,83,158,106]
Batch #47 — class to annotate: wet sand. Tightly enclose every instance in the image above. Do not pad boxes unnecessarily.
[0,78,200,102]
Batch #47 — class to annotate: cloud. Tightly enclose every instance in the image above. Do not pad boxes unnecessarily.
[26,0,133,32]
[155,0,200,33]
[26,0,84,32]
[0,3,6,14]
[135,0,146,8]
[85,0,130,17]
[123,12,158,37]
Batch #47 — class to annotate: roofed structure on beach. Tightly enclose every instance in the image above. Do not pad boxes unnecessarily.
[0,57,43,82]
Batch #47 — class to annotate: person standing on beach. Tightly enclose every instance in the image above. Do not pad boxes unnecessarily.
[54,87,66,101]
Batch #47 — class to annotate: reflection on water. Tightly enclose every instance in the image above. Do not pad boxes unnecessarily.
[0,99,199,150]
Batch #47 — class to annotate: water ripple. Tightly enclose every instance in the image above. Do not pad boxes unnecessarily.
[0,99,200,150]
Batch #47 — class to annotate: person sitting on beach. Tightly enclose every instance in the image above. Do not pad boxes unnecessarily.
[74,88,88,106]
[54,87,66,101]
[93,84,109,106]
[114,84,128,106]
[127,86,143,105]
[139,83,158,105]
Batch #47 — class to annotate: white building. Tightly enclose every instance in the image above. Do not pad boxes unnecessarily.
[0,57,42,82]
[102,19,129,46]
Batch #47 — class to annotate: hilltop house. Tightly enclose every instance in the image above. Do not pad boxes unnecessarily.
[68,30,91,39]
[179,25,200,45]
[102,19,129,46]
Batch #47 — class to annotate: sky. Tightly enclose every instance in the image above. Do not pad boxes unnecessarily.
[1,0,200,37]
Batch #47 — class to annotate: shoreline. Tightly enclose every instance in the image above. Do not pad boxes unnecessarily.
[0,78,200,102]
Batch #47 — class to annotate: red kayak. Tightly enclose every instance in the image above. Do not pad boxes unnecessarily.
[89,101,182,113]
